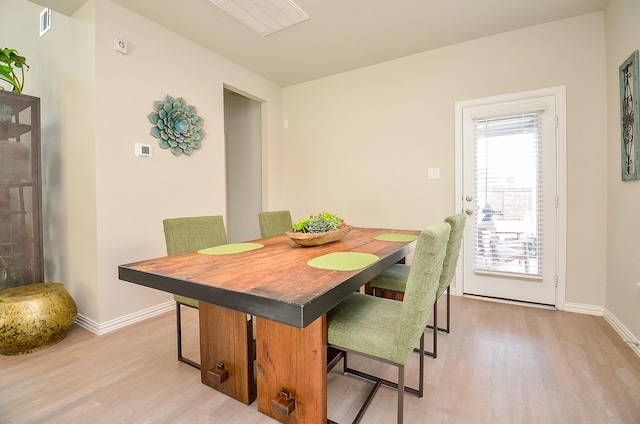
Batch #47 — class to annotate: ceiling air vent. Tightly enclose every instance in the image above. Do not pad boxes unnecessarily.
[208,0,309,37]
[39,7,52,37]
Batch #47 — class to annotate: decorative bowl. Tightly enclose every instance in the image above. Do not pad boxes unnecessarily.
[0,283,77,355]
[286,226,352,247]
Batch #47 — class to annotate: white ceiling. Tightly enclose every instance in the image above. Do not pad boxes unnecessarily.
[30,0,608,87]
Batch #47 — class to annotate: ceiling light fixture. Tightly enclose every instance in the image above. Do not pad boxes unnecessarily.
[209,0,309,37]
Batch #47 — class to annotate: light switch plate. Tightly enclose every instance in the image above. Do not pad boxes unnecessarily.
[427,168,440,179]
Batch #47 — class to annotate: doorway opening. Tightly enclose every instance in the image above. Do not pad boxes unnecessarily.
[224,88,262,243]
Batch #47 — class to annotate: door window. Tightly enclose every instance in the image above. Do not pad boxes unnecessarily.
[474,112,542,277]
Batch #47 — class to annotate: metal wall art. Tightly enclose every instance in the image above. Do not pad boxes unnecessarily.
[149,95,206,156]
[619,50,640,181]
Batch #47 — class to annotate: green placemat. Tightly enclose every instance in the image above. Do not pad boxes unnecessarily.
[307,252,379,271]
[375,234,419,242]
[198,243,264,255]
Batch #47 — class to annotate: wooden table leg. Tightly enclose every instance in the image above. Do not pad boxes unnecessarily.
[256,315,327,424]
[199,302,256,405]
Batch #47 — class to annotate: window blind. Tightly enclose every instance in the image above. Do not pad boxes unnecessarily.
[473,112,542,277]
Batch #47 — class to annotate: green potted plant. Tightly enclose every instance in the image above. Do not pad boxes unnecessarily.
[287,211,352,246]
[292,211,347,233]
[0,48,28,93]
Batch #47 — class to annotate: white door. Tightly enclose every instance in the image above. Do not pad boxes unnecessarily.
[458,90,563,306]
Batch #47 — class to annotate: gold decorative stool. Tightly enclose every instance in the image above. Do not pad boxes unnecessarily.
[0,283,77,355]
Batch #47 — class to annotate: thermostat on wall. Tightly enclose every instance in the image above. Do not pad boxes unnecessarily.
[135,143,152,157]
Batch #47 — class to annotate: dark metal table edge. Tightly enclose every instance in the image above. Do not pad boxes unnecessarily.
[118,236,417,329]
[118,265,307,327]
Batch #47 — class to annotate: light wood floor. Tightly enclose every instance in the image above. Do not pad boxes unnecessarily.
[1,296,639,424]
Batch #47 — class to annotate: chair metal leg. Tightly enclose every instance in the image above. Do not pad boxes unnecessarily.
[418,331,424,397]
[422,286,453,358]
[445,285,451,333]
[415,301,437,358]
[342,333,425,398]
[426,287,451,333]
[176,302,200,370]
[432,301,438,358]
[331,336,425,423]
[353,379,383,424]
[398,365,405,424]
[176,302,183,359]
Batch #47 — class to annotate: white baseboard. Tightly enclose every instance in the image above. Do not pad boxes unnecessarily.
[604,308,640,357]
[564,303,640,357]
[563,302,605,316]
[453,292,639,358]
[74,301,174,336]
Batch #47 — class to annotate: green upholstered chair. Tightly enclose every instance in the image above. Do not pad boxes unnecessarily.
[327,222,450,424]
[163,215,228,369]
[258,210,293,238]
[367,214,466,359]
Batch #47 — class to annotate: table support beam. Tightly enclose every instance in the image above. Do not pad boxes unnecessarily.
[199,302,256,404]
[256,315,327,424]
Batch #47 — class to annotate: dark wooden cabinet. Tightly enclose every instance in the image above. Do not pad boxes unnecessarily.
[0,92,42,290]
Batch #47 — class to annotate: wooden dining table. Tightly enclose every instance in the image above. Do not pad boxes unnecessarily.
[118,227,419,424]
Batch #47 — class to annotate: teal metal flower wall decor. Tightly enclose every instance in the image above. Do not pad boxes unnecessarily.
[148,95,206,156]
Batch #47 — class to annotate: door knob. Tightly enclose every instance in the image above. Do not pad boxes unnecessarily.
[465,209,474,215]
[465,195,473,202]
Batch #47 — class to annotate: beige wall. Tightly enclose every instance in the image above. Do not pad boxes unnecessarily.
[92,0,284,324]
[604,0,640,341]
[0,0,100,317]
[4,0,636,343]
[62,1,100,322]
[283,13,609,308]
[2,0,284,327]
